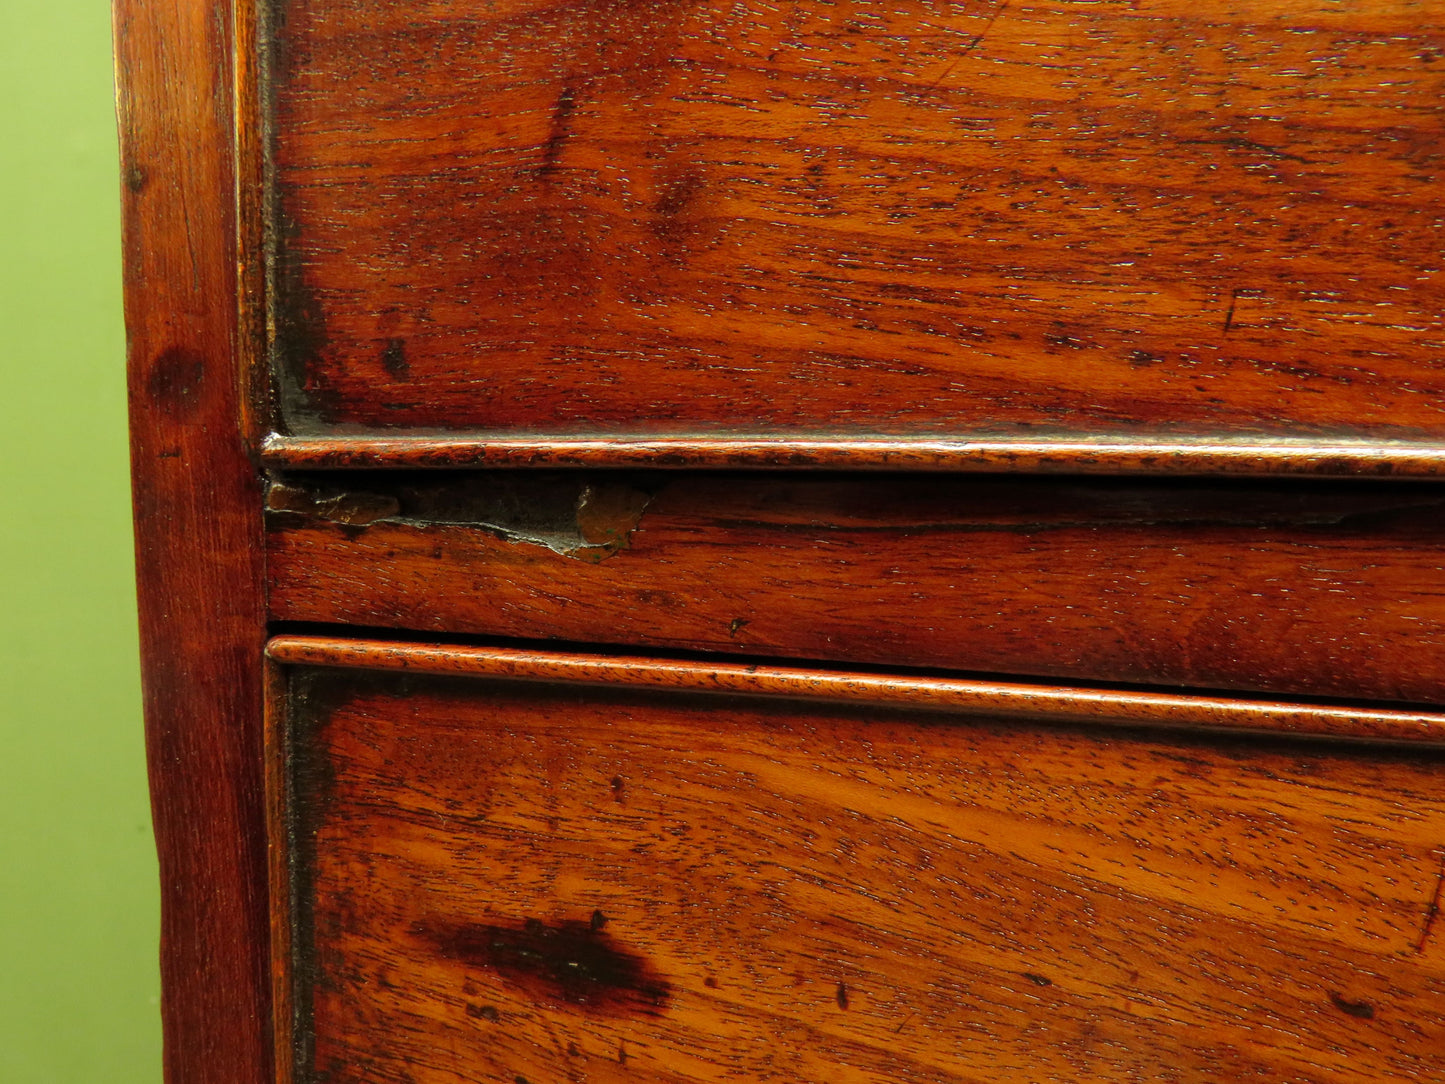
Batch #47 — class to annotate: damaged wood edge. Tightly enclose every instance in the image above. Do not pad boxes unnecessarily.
[265,477,653,560]
[1414,851,1445,955]
[259,433,1445,477]
[264,636,1445,746]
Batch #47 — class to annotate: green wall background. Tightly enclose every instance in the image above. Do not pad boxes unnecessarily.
[0,2,161,1080]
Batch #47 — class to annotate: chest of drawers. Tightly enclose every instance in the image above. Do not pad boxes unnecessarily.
[118,1,1445,1080]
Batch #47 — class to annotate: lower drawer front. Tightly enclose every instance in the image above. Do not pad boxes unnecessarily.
[273,651,1445,1084]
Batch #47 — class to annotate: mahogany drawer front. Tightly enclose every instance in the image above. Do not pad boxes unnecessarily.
[261,0,1445,467]
[268,639,1445,1084]
[268,473,1445,703]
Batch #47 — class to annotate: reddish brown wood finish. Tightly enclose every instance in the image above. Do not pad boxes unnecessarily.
[267,473,1445,704]
[267,0,1445,462]
[122,1,1445,1079]
[116,1,271,1081]
[265,635,1445,744]
[269,652,1445,1084]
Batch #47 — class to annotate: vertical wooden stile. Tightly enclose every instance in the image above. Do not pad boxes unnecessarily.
[115,0,271,1081]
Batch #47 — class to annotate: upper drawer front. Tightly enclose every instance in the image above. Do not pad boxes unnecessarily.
[262,0,1445,469]
[270,641,1445,1084]
[268,473,1445,703]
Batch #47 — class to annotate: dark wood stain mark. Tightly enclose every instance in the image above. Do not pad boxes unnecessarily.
[538,86,577,178]
[1023,972,1053,986]
[611,775,626,804]
[590,909,608,932]
[654,169,704,223]
[1413,851,1445,953]
[381,338,409,379]
[271,207,334,424]
[125,162,148,192]
[618,1040,627,1064]
[704,975,718,988]
[286,671,357,1084]
[466,1003,500,1022]
[147,346,207,419]
[1328,991,1376,1020]
[418,917,672,1016]
[651,167,707,253]
[836,981,849,1010]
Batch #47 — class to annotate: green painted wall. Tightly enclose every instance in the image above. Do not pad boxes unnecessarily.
[0,2,160,1080]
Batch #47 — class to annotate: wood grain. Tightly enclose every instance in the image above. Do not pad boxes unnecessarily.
[264,635,1445,744]
[116,0,272,1081]
[272,658,1445,1083]
[267,473,1445,703]
[266,0,1445,463]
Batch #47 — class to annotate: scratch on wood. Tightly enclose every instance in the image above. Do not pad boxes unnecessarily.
[1413,850,1445,954]
[1223,287,1240,333]
[929,0,1010,88]
[1182,136,1309,164]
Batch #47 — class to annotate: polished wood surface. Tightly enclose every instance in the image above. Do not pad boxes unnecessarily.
[267,473,1445,703]
[271,650,1445,1084]
[265,636,1445,744]
[116,0,272,1081]
[262,433,1445,477]
[120,2,1445,1081]
[267,0,1445,463]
